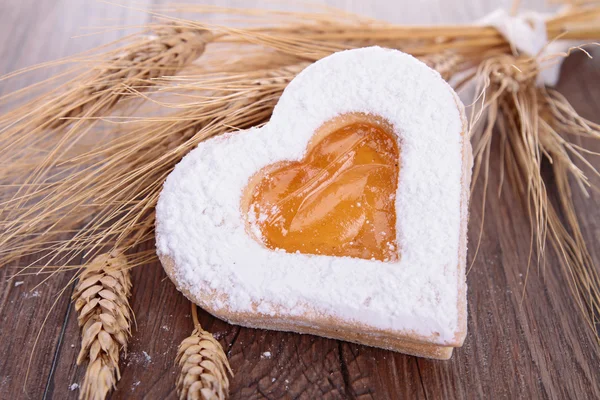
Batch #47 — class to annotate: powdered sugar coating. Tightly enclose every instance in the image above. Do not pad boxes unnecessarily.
[156,47,467,344]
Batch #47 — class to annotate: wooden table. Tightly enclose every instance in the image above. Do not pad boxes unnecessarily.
[1,0,599,398]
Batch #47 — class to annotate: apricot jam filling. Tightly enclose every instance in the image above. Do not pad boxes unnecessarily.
[245,115,400,262]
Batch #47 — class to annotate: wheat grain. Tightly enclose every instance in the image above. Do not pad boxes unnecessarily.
[72,252,132,400]
[176,304,233,400]
[419,52,465,81]
[51,25,213,128]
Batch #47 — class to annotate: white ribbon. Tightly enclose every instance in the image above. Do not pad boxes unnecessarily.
[478,8,572,86]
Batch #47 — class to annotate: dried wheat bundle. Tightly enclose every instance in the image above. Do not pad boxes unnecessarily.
[159,2,600,59]
[0,24,212,210]
[72,252,132,400]
[176,304,233,400]
[469,52,600,335]
[0,24,214,270]
[0,60,305,281]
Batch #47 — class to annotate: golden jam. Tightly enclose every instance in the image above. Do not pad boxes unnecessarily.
[246,121,399,262]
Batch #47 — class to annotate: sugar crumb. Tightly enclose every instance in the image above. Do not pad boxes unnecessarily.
[212,331,226,340]
[142,351,152,363]
[131,380,141,391]
[126,351,152,366]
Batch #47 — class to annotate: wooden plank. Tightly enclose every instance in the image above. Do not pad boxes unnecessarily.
[1,1,599,399]
[0,261,77,398]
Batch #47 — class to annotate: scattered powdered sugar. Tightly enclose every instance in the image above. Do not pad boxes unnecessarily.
[156,47,467,343]
[131,380,141,391]
[212,331,227,340]
[69,383,79,391]
[261,351,272,359]
[127,351,152,366]
[24,290,41,298]
[142,351,152,363]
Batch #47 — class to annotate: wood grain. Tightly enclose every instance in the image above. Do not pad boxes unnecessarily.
[1,1,599,399]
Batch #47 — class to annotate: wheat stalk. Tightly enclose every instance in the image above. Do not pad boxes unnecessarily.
[0,24,213,230]
[0,24,214,273]
[469,53,600,341]
[0,24,212,158]
[162,3,600,61]
[0,61,307,280]
[176,303,233,400]
[53,25,213,128]
[419,52,466,81]
[72,252,132,400]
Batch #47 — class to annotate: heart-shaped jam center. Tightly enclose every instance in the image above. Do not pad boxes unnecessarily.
[244,114,400,262]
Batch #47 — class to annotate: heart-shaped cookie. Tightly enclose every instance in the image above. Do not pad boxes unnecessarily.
[156,47,471,359]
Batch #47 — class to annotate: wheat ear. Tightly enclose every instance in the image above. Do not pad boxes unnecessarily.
[72,252,132,400]
[50,25,213,128]
[176,303,233,400]
[0,25,213,237]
